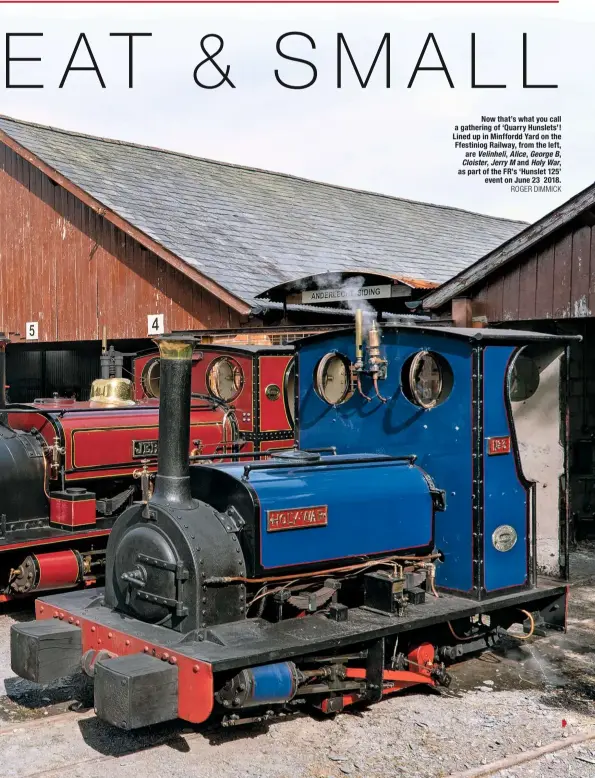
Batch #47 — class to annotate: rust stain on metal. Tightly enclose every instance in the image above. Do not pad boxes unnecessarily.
[356,270,439,290]
[393,276,439,290]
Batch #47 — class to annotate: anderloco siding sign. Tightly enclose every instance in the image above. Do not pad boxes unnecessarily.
[302,284,405,304]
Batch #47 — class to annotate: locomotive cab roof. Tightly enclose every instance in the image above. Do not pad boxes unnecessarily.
[294,322,581,347]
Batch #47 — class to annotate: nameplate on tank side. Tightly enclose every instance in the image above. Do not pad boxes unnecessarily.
[267,506,328,532]
[487,436,511,456]
[132,439,159,458]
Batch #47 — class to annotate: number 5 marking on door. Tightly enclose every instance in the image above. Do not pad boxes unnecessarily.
[26,322,39,341]
[147,314,164,336]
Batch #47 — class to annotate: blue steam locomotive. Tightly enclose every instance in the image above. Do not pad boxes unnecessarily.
[11,320,572,729]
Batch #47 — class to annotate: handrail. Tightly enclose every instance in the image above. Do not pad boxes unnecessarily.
[242,454,417,480]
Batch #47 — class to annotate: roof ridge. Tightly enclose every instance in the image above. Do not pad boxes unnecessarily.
[423,179,595,310]
[0,114,527,227]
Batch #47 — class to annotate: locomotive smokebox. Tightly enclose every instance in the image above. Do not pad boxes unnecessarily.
[152,336,197,509]
[0,333,8,409]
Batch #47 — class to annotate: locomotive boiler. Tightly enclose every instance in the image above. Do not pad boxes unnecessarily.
[0,335,238,601]
[11,323,574,729]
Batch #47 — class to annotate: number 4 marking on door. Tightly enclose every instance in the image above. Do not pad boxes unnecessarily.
[148,314,164,336]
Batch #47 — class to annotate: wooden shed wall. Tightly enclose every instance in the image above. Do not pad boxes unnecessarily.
[0,144,242,343]
[469,223,595,323]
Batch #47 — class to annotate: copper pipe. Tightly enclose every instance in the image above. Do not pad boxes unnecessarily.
[447,622,477,642]
[41,450,51,501]
[211,552,441,585]
[503,609,535,641]
[357,374,372,402]
[373,375,387,403]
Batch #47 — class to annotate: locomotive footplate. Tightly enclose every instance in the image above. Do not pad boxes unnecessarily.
[11,582,567,727]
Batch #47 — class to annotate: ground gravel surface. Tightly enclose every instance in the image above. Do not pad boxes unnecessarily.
[0,552,593,778]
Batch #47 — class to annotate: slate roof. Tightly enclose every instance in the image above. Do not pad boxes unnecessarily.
[0,115,527,307]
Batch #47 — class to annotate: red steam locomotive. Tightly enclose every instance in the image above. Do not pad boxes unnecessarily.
[0,337,295,602]
[132,343,296,456]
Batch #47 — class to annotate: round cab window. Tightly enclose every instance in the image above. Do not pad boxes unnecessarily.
[206,357,244,402]
[141,358,161,399]
[402,351,453,409]
[509,355,540,402]
[314,352,353,406]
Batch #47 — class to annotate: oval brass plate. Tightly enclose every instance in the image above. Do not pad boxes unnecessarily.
[265,384,281,401]
[492,524,518,552]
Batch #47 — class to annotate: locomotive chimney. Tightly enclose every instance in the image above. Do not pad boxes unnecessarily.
[151,335,197,508]
[0,333,8,410]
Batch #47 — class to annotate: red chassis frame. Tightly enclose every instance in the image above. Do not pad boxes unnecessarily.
[34,598,438,724]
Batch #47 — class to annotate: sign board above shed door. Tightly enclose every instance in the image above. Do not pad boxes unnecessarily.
[301,284,410,304]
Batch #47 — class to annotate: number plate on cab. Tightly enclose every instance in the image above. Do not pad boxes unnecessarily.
[487,436,511,456]
[267,506,328,532]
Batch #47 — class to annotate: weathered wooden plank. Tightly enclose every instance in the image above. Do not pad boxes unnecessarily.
[569,225,591,317]
[501,263,520,322]
[425,184,595,311]
[552,232,573,318]
[534,245,556,320]
[40,171,56,340]
[590,261,595,324]
[0,144,232,341]
[115,230,130,338]
[483,275,505,323]
[517,251,537,320]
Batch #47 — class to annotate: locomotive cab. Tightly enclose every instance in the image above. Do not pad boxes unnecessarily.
[133,343,296,457]
[11,325,576,730]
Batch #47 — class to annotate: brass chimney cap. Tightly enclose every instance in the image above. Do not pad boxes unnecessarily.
[89,377,135,407]
[153,335,196,361]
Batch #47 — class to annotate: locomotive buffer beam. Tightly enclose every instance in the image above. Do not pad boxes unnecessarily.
[11,619,179,729]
